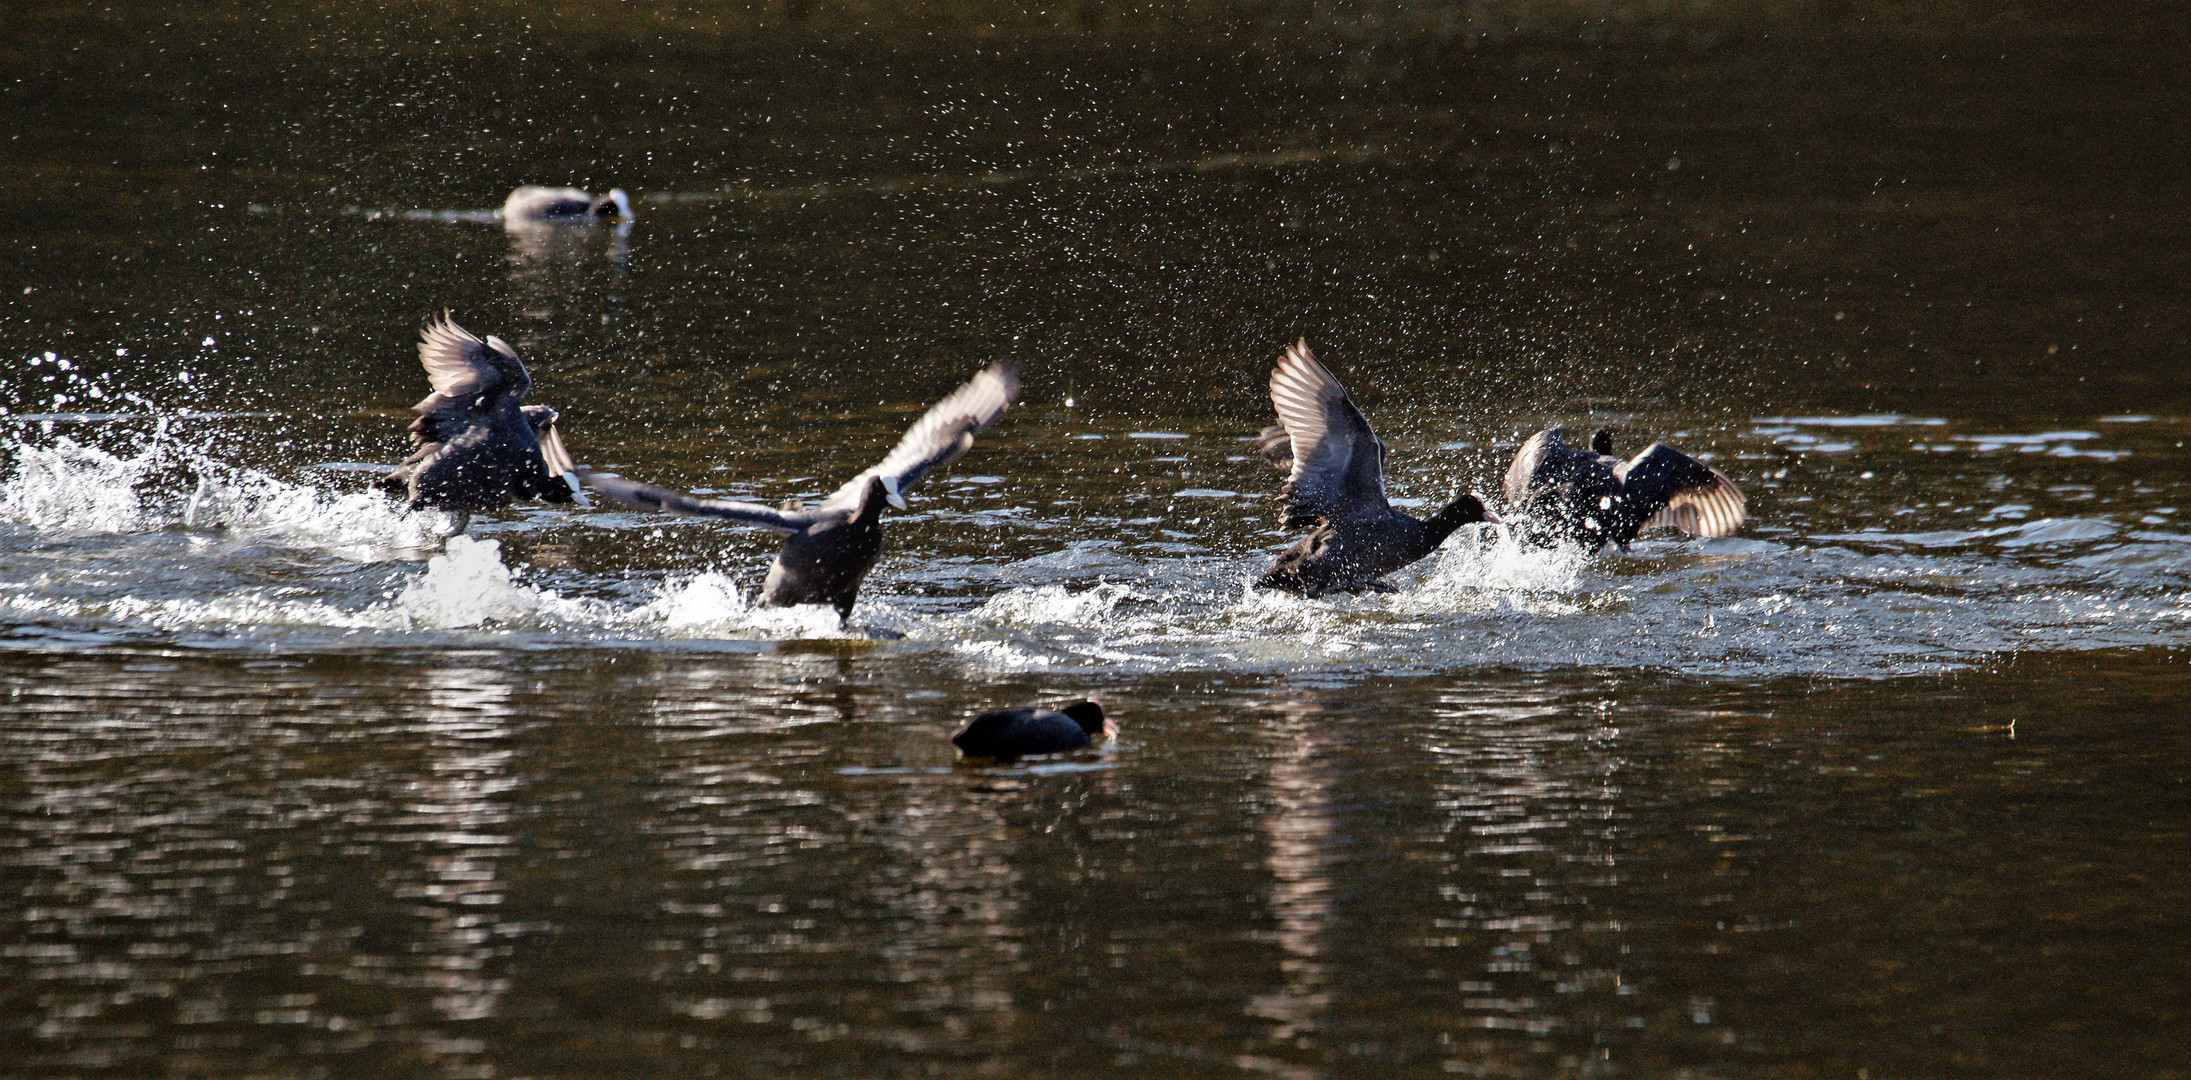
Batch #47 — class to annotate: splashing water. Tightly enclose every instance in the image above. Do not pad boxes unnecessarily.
[1401,528,1597,616]
[629,571,854,640]
[0,436,158,533]
[0,431,448,559]
[1,391,2186,675]
[393,536,590,630]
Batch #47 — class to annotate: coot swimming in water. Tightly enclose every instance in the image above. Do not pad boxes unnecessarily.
[951,701,1114,761]
[376,314,583,527]
[580,363,1018,621]
[1502,426,1746,550]
[1253,340,1498,596]
[501,186,632,225]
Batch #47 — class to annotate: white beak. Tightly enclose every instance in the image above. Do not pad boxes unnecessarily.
[881,475,907,510]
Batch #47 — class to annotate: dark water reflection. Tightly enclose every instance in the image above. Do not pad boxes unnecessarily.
[4,648,2187,1077]
[4,3,2191,1076]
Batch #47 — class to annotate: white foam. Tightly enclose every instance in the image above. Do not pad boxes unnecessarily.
[971,582,1141,627]
[629,572,850,639]
[950,638,1059,670]
[183,459,450,559]
[0,437,156,533]
[393,536,605,630]
[1400,531,1591,614]
[1,433,446,560]
[108,592,394,634]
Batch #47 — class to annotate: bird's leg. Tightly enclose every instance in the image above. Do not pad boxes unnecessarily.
[1359,579,1400,594]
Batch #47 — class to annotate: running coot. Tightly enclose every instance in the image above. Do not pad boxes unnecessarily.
[376,314,583,527]
[1502,426,1746,550]
[580,364,1019,621]
[1253,340,1498,596]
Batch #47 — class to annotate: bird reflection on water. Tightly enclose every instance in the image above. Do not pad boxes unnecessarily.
[1248,697,1339,1053]
[399,665,521,1033]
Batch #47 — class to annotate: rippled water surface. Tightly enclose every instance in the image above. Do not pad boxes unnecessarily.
[3,4,2188,1077]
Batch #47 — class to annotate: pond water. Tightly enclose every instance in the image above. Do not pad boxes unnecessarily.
[3,6,2188,1077]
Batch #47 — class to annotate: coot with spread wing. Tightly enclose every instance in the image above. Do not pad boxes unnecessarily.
[376,314,583,527]
[581,364,1019,621]
[1502,426,1745,550]
[1253,341,1498,596]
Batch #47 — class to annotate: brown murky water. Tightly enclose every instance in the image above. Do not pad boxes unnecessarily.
[3,4,2188,1076]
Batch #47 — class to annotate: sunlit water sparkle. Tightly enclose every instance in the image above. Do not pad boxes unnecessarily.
[5,414,2184,677]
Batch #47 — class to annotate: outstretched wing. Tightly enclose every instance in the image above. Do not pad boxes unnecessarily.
[410,313,530,442]
[521,406,575,473]
[1502,427,1570,507]
[1268,340,1386,528]
[816,363,1020,517]
[576,469,815,535]
[1617,443,1747,538]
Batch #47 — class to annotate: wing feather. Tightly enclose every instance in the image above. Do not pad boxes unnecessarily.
[1267,340,1386,528]
[409,313,532,440]
[1617,443,1747,538]
[817,363,1019,516]
[576,469,811,534]
[535,422,577,476]
[1255,424,1293,471]
[1502,427,1565,506]
[1639,472,1747,537]
[415,314,510,403]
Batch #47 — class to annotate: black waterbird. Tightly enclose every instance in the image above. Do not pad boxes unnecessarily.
[580,364,1019,622]
[376,314,583,528]
[951,701,1114,761]
[501,185,633,225]
[1502,426,1746,550]
[1253,341,1499,597]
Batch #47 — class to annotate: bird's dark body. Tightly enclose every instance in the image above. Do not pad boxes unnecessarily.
[1504,427,1744,550]
[379,404,572,514]
[532,194,615,219]
[762,480,889,620]
[1510,433,1625,548]
[376,317,580,521]
[951,702,1109,760]
[1255,500,1488,597]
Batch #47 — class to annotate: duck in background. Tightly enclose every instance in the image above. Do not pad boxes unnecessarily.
[501,185,633,226]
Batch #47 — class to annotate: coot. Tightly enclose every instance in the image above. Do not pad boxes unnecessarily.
[951,701,1114,761]
[376,314,583,526]
[1502,426,1746,550]
[580,363,1018,621]
[1253,340,1498,596]
[501,186,632,225]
